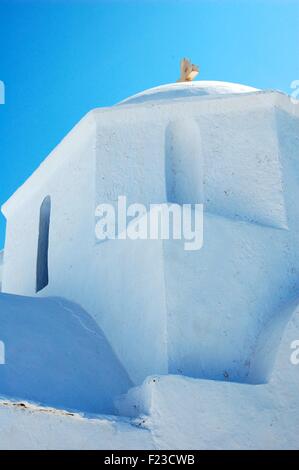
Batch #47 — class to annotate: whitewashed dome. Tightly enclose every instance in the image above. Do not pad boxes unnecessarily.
[119,80,259,106]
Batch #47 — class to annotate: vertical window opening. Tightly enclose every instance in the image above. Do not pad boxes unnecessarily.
[36,196,51,292]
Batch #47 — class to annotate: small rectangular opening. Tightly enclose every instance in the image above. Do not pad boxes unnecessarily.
[36,196,51,292]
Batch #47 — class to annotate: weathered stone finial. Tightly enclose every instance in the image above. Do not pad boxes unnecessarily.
[177,58,199,82]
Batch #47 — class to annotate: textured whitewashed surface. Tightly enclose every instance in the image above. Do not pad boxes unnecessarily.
[119,80,259,105]
[0,82,299,449]
[0,401,153,450]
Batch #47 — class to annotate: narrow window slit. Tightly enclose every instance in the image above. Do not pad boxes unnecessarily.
[36,196,51,292]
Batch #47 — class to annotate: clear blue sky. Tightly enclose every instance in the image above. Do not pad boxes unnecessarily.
[0,0,298,248]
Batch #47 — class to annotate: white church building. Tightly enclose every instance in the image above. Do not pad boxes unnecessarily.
[1,80,299,387]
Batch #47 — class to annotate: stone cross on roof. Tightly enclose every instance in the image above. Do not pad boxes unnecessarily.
[177,58,199,82]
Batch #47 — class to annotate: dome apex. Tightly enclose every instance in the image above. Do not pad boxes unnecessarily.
[119,80,259,106]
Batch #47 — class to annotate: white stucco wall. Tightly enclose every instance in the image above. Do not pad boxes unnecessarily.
[2,110,96,297]
[2,90,299,387]
[0,401,153,450]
